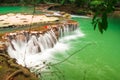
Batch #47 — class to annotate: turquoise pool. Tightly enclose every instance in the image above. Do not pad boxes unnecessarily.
[0,6,42,14]
[45,17,120,80]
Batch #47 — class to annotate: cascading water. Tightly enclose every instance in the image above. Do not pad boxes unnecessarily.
[3,21,84,78]
[4,29,57,66]
[58,22,78,38]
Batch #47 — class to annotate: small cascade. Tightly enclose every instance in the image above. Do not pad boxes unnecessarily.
[3,30,57,65]
[2,20,79,67]
[58,23,78,38]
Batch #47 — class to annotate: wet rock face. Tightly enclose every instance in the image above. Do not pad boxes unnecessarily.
[3,30,57,55]
[1,20,78,54]
[0,42,7,53]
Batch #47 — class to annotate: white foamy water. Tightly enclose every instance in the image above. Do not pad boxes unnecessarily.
[27,30,84,69]
[6,25,84,72]
[71,15,90,18]
[59,29,84,41]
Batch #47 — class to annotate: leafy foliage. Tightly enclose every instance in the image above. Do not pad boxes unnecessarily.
[91,0,117,33]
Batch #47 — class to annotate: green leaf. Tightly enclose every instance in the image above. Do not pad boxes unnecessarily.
[90,0,104,6]
[102,12,108,31]
[98,22,103,34]
[93,22,97,30]
[92,12,99,24]
[60,0,65,5]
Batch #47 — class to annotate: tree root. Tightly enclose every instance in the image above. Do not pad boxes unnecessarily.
[6,70,22,80]
[0,53,38,80]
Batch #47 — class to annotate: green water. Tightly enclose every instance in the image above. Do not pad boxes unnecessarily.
[0,6,42,14]
[49,17,120,80]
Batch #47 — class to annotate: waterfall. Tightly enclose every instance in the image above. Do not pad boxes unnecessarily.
[4,30,57,66]
[3,21,81,68]
[58,23,78,38]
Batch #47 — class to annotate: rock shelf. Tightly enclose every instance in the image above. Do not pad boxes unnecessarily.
[1,19,78,52]
[0,13,59,28]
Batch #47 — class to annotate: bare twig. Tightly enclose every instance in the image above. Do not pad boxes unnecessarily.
[40,42,95,70]
[0,53,37,80]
